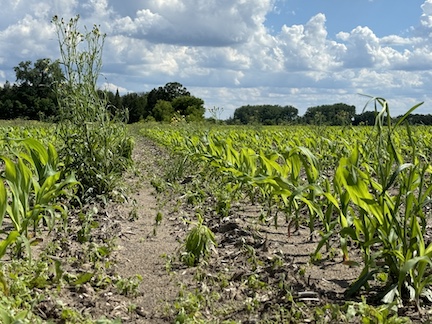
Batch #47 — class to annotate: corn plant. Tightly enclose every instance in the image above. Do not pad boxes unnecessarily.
[331,97,432,310]
[0,138,79,259]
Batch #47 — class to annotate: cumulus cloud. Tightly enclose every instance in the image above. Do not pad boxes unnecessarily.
[420,0,432,29]
[101,82,127,93]
[110,0,274,46]
[336,26,388,68]
[0,15,55,62]
[1,0,432,118]
[275,14,345,71]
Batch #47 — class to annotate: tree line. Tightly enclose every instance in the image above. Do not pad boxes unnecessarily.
[1,58,432,125]
[0,59,205,123]
[228,104,432,126]
[227,103,359,125]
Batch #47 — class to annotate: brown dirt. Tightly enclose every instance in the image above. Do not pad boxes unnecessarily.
[112,137,186,323]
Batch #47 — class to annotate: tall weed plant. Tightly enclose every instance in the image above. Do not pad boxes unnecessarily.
[52,15,133,197]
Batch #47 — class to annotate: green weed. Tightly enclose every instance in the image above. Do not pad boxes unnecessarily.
[181,214,217,266]
[52,15,133,198]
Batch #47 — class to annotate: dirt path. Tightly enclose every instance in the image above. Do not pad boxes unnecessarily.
[112,134,361,322]
[114,193,178,323]
[113,137,184,323]
[110,135,361,323]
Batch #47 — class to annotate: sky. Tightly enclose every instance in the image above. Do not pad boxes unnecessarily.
[0,0,431,119]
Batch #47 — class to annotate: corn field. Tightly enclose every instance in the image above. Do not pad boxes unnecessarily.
[0,13,431,323]
[141,99,432,318]
[1,100,432,322]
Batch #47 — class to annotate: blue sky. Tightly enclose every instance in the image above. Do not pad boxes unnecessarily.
[267,1,425,37]
[0,0,432,119]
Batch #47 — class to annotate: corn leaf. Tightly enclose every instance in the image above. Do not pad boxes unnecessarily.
[0,181,6,228]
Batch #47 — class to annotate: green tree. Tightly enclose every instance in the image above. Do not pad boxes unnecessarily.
[233,105,259,124]
[113,89,122,109]
[153,100,174,122]
[14,58,63,88]
[122,92,147,123]
[0,82,17,119]
[103,89,126,119]
[104,89,123,115]
[403,113,432,125]
[172,96,205,122]
[303,103,355,125]
[0,58,63,120]
[232,104,298,125]
[145,82,207,122]
[147,82,190,114]
[353,111,378,126]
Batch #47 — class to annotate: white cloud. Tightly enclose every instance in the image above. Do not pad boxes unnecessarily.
[276,14,344,71]
[1,0,432,119]
[421,0,432,29]
[101,82,127,93]
[0,15,55,60]
[380,35,421,46]
[110,0,274,46]
[336,26,387,68]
